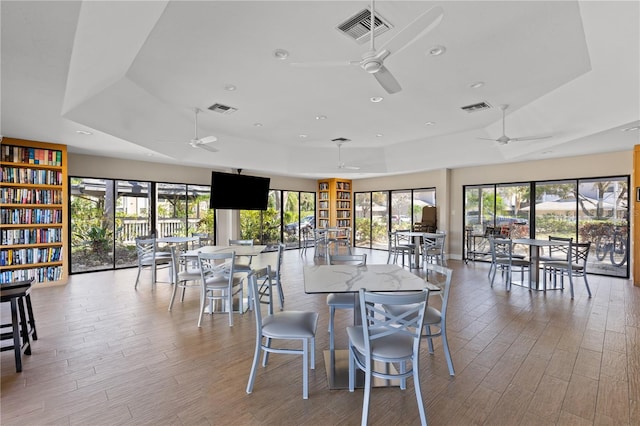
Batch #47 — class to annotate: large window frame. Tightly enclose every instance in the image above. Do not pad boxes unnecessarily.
[354,187,436,250]
[463,175,629,278]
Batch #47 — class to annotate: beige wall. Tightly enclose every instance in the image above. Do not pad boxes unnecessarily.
[355,150,633,260]
[70,150,632,260]
[68,153,318,192]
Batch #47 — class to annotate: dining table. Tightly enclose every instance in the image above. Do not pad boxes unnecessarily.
[304,263,439,389]
[512,238,570,290]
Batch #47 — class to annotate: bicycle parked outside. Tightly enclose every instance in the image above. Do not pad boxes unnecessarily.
[595,225,628,266]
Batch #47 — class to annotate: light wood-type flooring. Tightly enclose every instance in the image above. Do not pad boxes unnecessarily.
[2,248,639,425]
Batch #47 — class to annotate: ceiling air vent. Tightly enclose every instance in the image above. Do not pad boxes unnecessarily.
[337,8,392,44]
[208,103,237,115]
[461,102,492,113]
[331,137,351,143]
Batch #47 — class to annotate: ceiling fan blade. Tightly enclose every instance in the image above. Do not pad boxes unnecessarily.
[477,137,499,141]
[197,144,219,153]
[197,135,218,144]
[508,135,552,142]
[290,60,359,68]
[373,65,401,94]
[378,5,444,58]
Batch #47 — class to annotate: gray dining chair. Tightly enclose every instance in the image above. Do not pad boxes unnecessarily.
[197,251,243,327]
[488,237,531,290]
[541,241,592,299]
[327,253,367,351]
[134,237,172,289]
[167,246,201,311]
[347,288,430,426]
[246,268,318,399]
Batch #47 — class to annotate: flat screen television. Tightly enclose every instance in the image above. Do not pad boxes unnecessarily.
[209,171,270,210]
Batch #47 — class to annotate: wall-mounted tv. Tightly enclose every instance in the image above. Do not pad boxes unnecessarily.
[209,171,270,210]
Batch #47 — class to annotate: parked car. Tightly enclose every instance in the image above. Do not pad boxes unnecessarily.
[285,215,315,234]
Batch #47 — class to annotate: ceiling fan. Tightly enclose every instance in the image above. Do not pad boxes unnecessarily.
[291,1,444,94]
[188,108,218,152]
[478,104,552,145]
[334,139,360,170]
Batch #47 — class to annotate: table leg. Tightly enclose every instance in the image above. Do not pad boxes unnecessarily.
[530,246,540,289]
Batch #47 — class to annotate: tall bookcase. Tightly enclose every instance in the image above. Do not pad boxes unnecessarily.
[317,178,352,231]
[0,138,68,285]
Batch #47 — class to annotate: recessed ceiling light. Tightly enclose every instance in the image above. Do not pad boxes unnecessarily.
[376,133,383,137]
[274,49,289,60]
[621,126,640,132]
[146,153,154,157]
[316,115,327,120]
[253,123,263,127]
[224,84,237,91]
[541,151,553,155]
[299,134,308,139]
[428,45,446,56]
[76,130,92,135]
[425,121,435,126]
[469,81,484,89]
[370,96,384,103]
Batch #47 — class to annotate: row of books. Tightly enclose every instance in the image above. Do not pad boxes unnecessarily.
[0,246,62,266]
[336,219,351,228]
[336,201,350,209]
[0,265,63,284]
[336,211,350,218]
[1,228,62,245]
[1,166,63,185]
[319,183,329,190]
[0,208,63,225]
[336,182,351,190]
[1,188,63,204]
[337,192,351,199]
[1,145,62,166]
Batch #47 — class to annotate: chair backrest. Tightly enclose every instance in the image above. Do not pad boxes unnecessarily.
[314,229,327,244]
[570,241,591,268]
[192,232,214,248]
[247,268,273,330]
[548,236,573,259]
[252,265,275,315]
[424,263,453,320]
[229,239,254,246]
[423,232,446,252]
[357,288,429,358]
[274,242,285,276]
[198,251,236,284]
[396,230,413,246]
[135,238,157,259]
[488,237,515,262]
[329,253,367,266]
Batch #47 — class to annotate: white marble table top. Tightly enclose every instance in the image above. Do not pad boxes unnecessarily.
[304,264,438,294]
[183,245,267,257]
[512,238,570,247]
[157,236,200,244]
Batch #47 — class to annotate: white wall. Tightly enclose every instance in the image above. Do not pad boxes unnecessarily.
[355,150,632,260]
[70,150,632,257]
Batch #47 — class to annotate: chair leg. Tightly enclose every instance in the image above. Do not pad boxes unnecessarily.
[277,280,285,310]
[134,265,142,289]
[425,325,435,353]
[23,293,37,340]
[262,337,272,366]
[569,273,575,299]
[329,306,336,351]
[442,327,455,376]
[168,280,179,311]
[9,298,22,372]
[413,359,428,426]
[302,338,309,399]
[348,347,356,392]
[361,361,372,426]
[582,273,592,298]
[197,289,207,327]
[246,337,262,394]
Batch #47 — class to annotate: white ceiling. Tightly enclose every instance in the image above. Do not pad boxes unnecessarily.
[2,1,639,179]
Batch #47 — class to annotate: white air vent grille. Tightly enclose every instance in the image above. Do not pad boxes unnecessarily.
[337,8,392,44]
[461,102,492,113]
[208,103,237,114]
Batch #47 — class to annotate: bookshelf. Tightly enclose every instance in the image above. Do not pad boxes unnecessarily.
[317,178,352,232]
[1,138,68,285]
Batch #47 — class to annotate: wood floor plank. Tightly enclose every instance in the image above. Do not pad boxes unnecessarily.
[2,249,638,425]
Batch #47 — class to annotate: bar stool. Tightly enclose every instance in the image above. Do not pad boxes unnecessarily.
[1,279,37,372]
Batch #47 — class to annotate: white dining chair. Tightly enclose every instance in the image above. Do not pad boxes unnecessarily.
[347,288,430,426]
[246,268,318,399]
